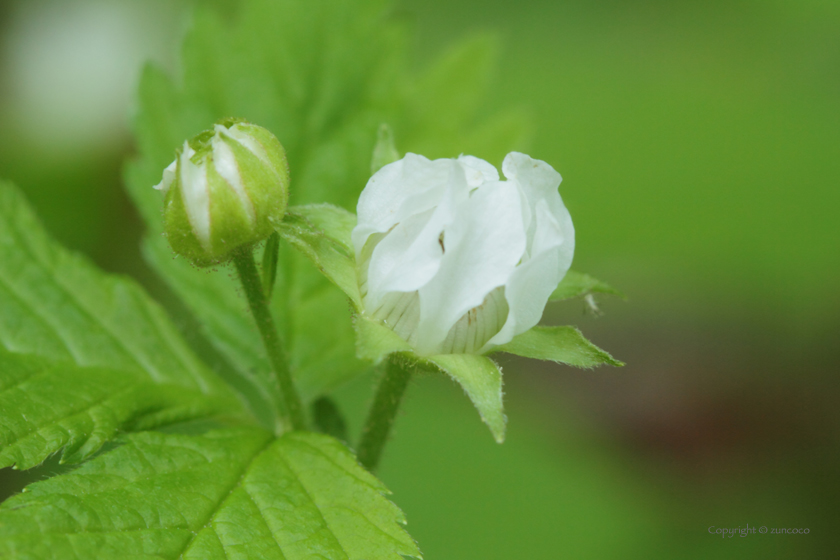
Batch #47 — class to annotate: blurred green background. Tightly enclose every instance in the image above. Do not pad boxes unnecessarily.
[1,0,837,558]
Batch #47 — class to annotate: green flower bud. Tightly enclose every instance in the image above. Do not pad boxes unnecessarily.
[154,118,290,266]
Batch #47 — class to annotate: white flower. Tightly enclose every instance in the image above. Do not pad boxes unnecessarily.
[352,152,574,356]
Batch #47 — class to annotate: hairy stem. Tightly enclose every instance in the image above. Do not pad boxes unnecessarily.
[357,358,412,472]
[233,247,305,431]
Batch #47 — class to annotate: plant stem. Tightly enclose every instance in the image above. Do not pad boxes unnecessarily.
[233,247,305,431]
[357,357,412,472]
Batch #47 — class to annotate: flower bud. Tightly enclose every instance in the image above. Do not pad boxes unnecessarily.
[353,152,574,356]
[154,118,290,266]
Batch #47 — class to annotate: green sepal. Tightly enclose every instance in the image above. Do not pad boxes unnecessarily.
[550,270,625,302]
[353,313,413,363]
[493,325,624,367]
[284,203,357,254]
[277,206,362,308]
[419,354,507,444]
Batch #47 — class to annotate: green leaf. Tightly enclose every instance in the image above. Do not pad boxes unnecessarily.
[0,349,231,470]
[421,354,506,444]
[494,326,624,367]
[0,428,420,559]
[0,182,226,393]
[549,270,624,302]
[0,182,243,467]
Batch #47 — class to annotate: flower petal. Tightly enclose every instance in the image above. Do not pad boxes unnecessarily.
[414,181,526,355]
[352,153,465,258]
[364,160,469,308]
[486,155,575,349]
[177,142,212,251]
[154,159,177,195]
[458,154,500,187]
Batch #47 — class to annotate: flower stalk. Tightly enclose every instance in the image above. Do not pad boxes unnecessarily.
[357,357,413,472]
[232,247,305,431]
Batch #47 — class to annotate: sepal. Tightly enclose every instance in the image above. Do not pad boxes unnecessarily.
[549,270,624,302]
[493,325,624,367]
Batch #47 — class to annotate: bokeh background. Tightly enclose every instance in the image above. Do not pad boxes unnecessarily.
[1,0,837,557]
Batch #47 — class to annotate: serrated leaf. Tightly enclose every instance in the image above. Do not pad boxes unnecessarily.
[0,428,420,560]
[549,270,624,302]
[494,326,624,367]
[0,182,243,467]
[0,349,229,470]
[421,354,506,443]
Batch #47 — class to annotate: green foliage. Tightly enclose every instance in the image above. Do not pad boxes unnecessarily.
[0,180,419,558]
[0,182,243,469]
[124,0,524,409]
[0,348,227,470]
[0,0,623,556]
[0,428,419,559]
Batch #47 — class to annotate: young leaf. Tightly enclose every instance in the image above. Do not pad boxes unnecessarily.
[0,182,243,467]
[0,428,421,559]
[420,354,507,444]
[494,326,624,367]
[549,270,624,302]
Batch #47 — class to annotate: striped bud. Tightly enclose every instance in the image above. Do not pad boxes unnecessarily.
[154,118,289,266]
